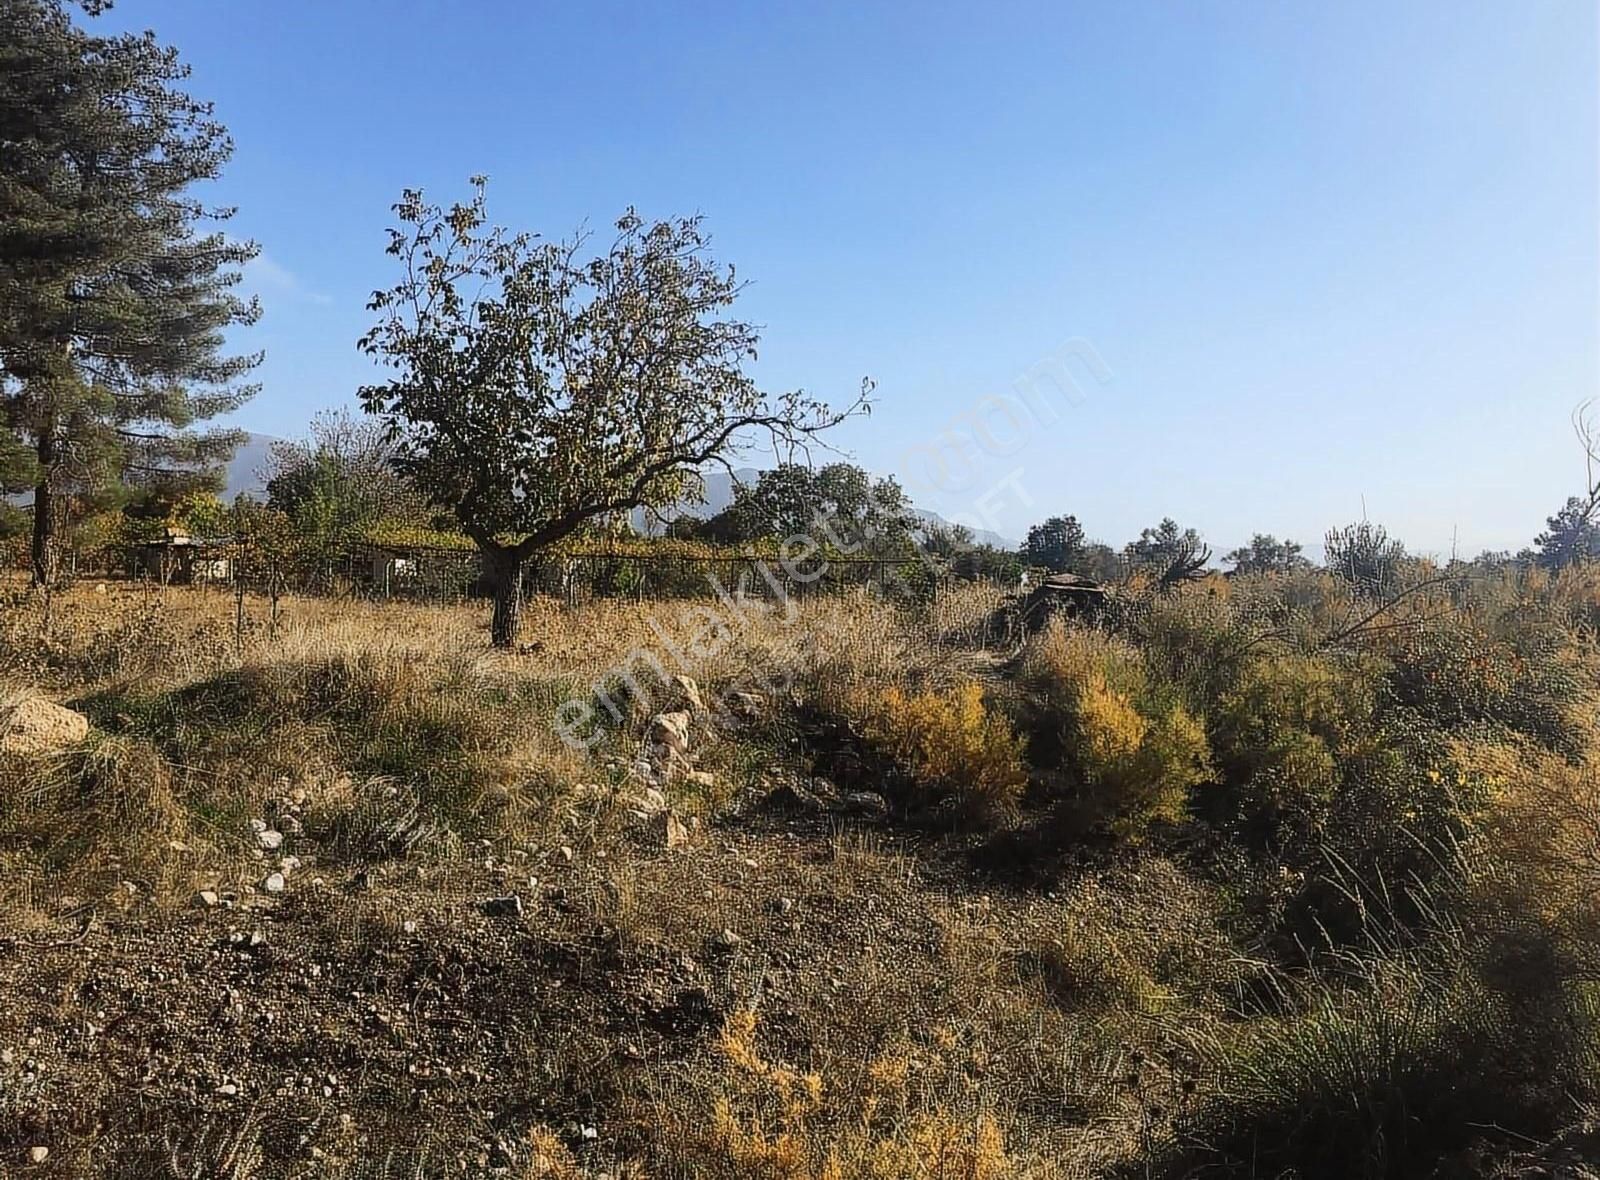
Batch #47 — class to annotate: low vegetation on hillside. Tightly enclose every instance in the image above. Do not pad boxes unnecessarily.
[1,556,1597,1177]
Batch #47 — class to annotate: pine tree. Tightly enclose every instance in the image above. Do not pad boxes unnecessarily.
[1023,514,1086,573]
[0,0,261,583]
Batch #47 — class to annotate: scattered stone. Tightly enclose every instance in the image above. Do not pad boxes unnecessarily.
[841,790,889,816]
[684,770,717,790]
[714,928,742,951]
[279,855,302,874]
[762,780,828,813]
[215,1083,239,1097]
[0,696,89,756]
[481,895,523,919]
[671,674,706,713]
[249,818,268,834]
[777,897,795,915]
[558,846,574,863]
[195,889,219,908]
[652,811,690,850]
[28,1145,48,1164]
[636,786,667,814]
[261,872,286,894]
[649,711,692,755]
[257,829,284,851]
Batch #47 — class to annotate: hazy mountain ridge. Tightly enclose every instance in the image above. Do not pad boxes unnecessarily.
[224,433,277,500]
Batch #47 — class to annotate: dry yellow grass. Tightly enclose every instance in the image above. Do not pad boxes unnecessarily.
[2,572,1597,1178]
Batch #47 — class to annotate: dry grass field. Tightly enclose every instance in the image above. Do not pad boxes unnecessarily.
[0,572,1598,1178]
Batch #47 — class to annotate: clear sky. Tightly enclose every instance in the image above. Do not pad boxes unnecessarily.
[99,1,1597,557]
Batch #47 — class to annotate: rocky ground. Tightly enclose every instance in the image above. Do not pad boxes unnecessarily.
[1,771,1099,1177]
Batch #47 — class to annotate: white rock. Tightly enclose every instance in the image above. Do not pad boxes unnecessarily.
[261,873,286,894]
[649,711,692,754]
[257,829,284,851]
[671,674,705,712]
[0,697,88,756]
[29,1145,48,1163]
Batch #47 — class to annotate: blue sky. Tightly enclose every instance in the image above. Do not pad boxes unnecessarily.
[101,1,1597,556]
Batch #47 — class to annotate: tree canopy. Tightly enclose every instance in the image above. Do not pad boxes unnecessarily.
[0,0,261,582]
[265,409,430,554]
[358,180,867,644]
[1533,497,1600,571]
[696,462,915,553]
[1022,514,1086,573]
[1126,517,1211,585]
[1224,533,1308,576]
[1325,521,1407,594]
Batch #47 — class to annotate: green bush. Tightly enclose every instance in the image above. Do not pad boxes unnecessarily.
[1019,623,1213,841]
[1206,651,1378,847]
[1382,613,1592,758]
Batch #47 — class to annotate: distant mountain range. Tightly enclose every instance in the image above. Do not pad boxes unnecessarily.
[224,439,1017,549]
[224,433,277,500]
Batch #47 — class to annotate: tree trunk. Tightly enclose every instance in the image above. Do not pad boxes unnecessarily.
[29,477,55,588]
[484,546,526,648]
[29,380,62,588]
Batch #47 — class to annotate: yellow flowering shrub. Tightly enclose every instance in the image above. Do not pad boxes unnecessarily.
[854,680,1028,820]
[1020,623,1213,841]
